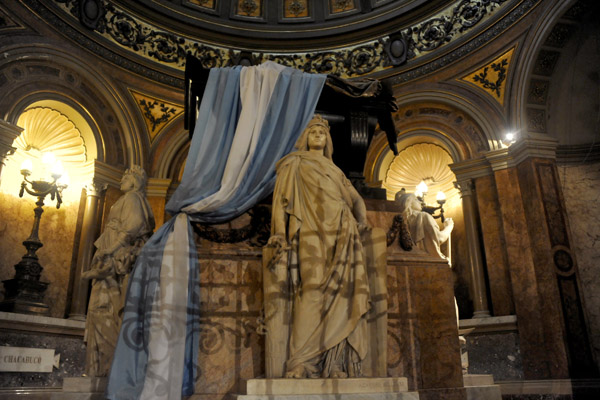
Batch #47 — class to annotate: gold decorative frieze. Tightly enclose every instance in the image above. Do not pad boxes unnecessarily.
[51,0,516,79]
[130,90,184,141]
[461,47,515,105]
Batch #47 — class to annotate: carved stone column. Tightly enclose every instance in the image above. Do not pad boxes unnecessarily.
[68,181,106,320]
[454,179,491,318]
[68,161,122,320]
[0,120,22,183]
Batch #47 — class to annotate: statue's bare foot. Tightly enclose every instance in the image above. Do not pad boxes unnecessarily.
[330,370,347,379]
[285,365,306,379]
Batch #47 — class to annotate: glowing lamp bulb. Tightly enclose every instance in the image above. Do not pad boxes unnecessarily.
[436,191,446,202]
[42,152,56,166]
[20,159,33,175]
[416,181,429,194]
[505,132,515,141]
[51,160,64,178]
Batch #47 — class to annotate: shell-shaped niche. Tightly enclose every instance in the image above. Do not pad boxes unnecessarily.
[383,143,458,201]
[15,107,87,167]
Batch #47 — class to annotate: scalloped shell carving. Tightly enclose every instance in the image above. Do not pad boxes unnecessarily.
[383,143,458,201]
[15,107,87,167]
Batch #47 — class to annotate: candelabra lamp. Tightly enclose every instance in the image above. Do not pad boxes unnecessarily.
[415,180,447,223]
[0,156,67,315]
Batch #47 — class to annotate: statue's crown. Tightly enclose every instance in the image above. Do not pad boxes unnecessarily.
[126,165,147,184]
[306,114,329,130]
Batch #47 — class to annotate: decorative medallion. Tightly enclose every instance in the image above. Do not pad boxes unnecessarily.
[129,90,184,141]
[284,0,309,18]
[461,47,514,105]
[236,0,262,17]
[330,0,356,14]
[527,79,550,105]
[526,107,546,133]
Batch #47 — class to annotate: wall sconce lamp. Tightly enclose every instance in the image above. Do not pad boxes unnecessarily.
[0,153,68,315]
[415,180,446,223]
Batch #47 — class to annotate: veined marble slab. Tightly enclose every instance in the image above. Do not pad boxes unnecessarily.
[246,377,408,395]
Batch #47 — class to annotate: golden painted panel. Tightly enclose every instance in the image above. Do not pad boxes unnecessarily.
[330,0,356,14]
[129,90,184,142]
[460,47,515,106]
[187,0,216,10]
[284,0,309,18]
[236,0,262,17]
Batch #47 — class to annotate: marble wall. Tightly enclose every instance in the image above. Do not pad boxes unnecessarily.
[0,193,79,318]
[558,161,600,373]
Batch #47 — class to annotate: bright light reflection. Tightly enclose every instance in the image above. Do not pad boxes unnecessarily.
[416,180,429,194]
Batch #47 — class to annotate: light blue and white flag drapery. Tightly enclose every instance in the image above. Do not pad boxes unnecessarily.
[106,61,326,400]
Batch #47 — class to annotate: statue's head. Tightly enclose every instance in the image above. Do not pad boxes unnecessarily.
[295,114,334,159]
[122,165,147,193]
[395,192,422,214]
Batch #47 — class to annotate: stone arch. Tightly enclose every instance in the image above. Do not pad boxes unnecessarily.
[0,45,143,168]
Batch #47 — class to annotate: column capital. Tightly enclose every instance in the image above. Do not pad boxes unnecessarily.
[454,179,475,197]
[85,181,108,197]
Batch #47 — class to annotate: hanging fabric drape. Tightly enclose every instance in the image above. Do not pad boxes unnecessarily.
[106,62,326,400]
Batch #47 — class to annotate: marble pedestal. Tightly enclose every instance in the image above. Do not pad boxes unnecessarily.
[51,377,107,400]
[233,377,420,400]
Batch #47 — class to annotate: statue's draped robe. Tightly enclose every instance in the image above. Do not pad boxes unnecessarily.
[273,151,370,376]
[85,191,155,377]
[403,209,450,262]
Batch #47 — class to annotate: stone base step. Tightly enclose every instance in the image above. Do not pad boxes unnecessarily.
[246,377,409,395]
[236,394,420,400]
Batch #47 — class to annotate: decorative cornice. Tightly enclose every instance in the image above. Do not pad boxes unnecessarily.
[92,159,124,188]
[450,136,559,177]
[449,156,493,181]
[146,177,172,198]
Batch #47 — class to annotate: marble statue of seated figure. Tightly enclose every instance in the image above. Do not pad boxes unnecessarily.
[265,115,386,379]
[395,192,454,264]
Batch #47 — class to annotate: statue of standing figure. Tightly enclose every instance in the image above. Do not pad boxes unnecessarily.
[264,115,387,379]
[82,166,155,377]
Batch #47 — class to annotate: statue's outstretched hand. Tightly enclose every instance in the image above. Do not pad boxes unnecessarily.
[444,218,454,229]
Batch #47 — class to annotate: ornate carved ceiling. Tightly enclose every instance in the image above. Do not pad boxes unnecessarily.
[24,0,539,86]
